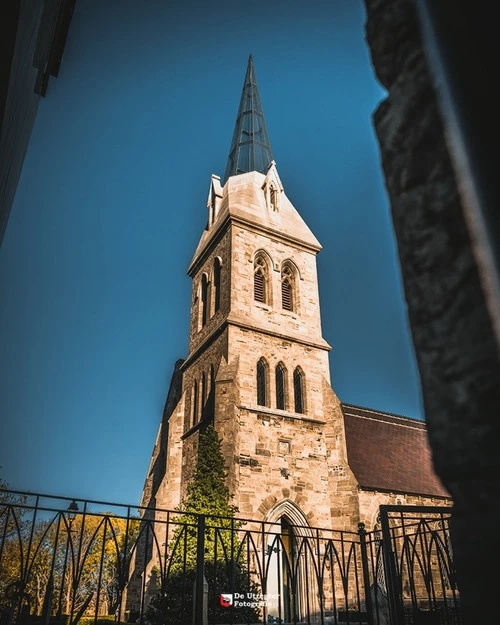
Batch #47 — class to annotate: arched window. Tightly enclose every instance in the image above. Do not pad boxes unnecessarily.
[210,364,216,396]
[201,372,207,418]
[257,358,268,406]
[293,367,304,414]
[254,255,268,303]
[200,274,209,326]
[213,257,222,312]
[206,364,216,417]
[276,362,286,410]
[192,380,199,426]
[281,264,294,311]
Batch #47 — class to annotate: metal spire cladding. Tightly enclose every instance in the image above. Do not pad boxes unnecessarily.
[223,55,274,183]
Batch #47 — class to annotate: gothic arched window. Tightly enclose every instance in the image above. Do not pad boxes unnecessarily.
[192,380,199,426]
[200,274,209,326]
[276,362,286,410]
[201,372,207,418]
[257,358,268,407]
[213,257,222,313]
[281,264,295,311]
[254,254,269,304]
[210,364,216,396]
[293,367,305,414]
[205,365,215,417]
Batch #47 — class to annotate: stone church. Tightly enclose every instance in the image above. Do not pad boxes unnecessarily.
[139,56,450,541]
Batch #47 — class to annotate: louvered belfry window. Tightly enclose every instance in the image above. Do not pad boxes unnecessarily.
[293,368,304,414]
[281,265,294,311]
[276,363,286,410]
[257,358,267,406]
[254,256,267,303]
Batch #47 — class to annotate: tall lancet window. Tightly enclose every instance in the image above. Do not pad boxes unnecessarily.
[281,264,294,311]
[257,358,268,407]
[293,367,305,414]
[254,255,268,303]
[276,362,286,410]
[192,380,199,426]
[201,372,207,419]
[213,258,222,312]
[200,274,209,326]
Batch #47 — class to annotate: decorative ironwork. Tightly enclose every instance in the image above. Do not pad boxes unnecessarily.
[0,490,461,625]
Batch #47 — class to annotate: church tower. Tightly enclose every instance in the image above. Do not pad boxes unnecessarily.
[143,56,360,532]
[126,55,450,623]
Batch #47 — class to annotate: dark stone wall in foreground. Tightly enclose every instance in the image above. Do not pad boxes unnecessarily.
[362,0,500,621]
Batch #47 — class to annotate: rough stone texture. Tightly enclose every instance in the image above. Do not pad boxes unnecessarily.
[132,158,454,615]
[363,0,500,619]
[141,162,449,529]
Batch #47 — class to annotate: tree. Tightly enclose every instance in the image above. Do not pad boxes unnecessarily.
[146,425,259,625]
[0,483,140,624]
[0,476,31,621]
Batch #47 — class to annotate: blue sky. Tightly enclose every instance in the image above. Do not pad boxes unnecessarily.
[0,0,423,505]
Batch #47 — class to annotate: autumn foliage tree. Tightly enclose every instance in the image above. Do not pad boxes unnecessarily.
[0,483,140,624]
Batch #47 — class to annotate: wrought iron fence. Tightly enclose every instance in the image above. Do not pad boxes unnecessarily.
[0,490,461,625]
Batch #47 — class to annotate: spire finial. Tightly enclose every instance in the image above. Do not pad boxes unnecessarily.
[223,56,273,184]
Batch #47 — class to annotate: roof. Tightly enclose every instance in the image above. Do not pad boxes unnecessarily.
[223,55,274,183]
[188,167,322,274]
[342,403,450,498]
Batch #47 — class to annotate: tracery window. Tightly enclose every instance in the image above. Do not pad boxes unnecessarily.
[281,264,294,311]
[276,362,286,410]
[293,367,305,414]
[254,254,268,303]
[257,358,268,406]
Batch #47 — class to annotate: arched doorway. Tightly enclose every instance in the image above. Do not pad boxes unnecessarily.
[263,501,317,623]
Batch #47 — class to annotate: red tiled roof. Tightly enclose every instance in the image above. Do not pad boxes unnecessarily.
[342,404,450,498]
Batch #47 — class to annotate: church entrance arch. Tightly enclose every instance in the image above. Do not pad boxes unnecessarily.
[262,500,318,623]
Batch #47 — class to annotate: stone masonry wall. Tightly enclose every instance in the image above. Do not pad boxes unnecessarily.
[230,226,326,345]
[188,229,231,353]
[229,326,330,420]
[213,347,359,531]
[363,1,500,617]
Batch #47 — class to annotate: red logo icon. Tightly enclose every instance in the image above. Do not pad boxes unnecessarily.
[220,594,233,607]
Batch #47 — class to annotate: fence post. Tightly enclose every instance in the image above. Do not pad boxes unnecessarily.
[379,508,404,625]
[358,523,374,625]
[41,575,54,625]
[193,514,207,625]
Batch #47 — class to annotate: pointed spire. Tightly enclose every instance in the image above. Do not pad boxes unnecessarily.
[223,55,274,184]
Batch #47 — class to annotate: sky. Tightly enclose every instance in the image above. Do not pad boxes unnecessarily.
[0,0,424,506]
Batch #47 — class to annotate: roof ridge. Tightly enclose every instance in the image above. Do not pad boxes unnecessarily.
[341,402,426,426]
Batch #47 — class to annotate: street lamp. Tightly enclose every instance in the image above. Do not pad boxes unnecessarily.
[64,500,79,615]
